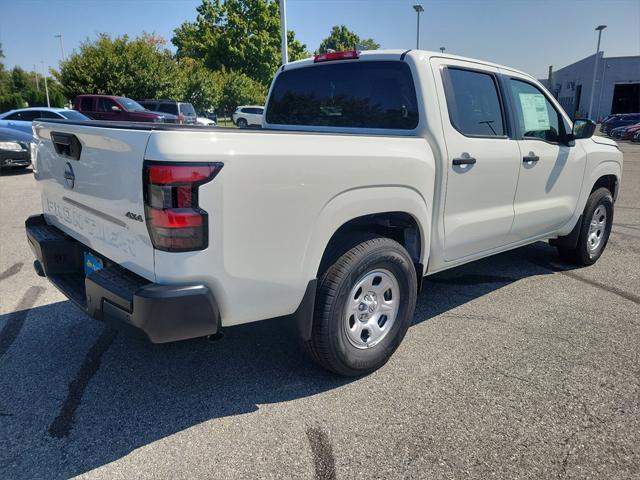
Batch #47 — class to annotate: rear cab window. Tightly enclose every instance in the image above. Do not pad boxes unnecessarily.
[266,60,419,130]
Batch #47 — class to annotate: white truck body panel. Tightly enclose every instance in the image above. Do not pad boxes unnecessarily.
[32,49,623,331]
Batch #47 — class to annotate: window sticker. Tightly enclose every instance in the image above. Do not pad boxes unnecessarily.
[519,93,550,131]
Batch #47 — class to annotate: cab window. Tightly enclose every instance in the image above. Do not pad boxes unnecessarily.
[508,79,564,143]
[97,98,117,112]
[80,97,94,112]
[444,68,505,137]
[266,61,419,130]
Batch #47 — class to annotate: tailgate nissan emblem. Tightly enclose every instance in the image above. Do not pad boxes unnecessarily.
[64,162,75,189]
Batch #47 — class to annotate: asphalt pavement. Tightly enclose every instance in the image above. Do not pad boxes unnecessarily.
[0,139,639,479]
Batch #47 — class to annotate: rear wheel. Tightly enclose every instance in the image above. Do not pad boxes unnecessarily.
[557,187,613,266]
[236,118,247,128]
[304,235,417,376]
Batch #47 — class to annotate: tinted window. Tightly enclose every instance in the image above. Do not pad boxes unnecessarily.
[509,79,563,143]
[117,97,145,112]
[266,61,419,129]
[179,103,196,116]
[80,98,94,111]
[445,68,505,136]
[98,97,117,112]
[60,110,88,120]
[138,101,156,110]
[256,108,264,114]
[14,111,41,121]
[159,103,179,115]
[39,110,63,119]
[5,112,23,120]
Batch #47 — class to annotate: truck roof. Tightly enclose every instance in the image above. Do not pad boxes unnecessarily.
[282,49,535,82]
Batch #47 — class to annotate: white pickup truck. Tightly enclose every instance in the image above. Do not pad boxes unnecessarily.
[26,50,622,376]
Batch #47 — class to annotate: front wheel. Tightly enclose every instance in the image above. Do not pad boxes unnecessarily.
[304,236,418,376]
[557,187,613,266]
[236,118,247,128]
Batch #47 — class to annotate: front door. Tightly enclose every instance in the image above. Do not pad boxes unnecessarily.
[433,60,522,261]
[94,97,121,121]
[504,76,587,240]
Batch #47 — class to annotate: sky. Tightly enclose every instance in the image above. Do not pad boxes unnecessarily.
[0,0,639,79]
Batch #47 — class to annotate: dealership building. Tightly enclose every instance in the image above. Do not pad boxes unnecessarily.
[541,53,639,120]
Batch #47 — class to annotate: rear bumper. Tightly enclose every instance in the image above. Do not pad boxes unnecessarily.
[25,214,220,343]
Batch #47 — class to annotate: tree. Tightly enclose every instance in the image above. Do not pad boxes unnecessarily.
[178,58,222,111]
[317,25,380,53]
[213,69,267,116]
[56,33,183,101]
[173,0,308,86]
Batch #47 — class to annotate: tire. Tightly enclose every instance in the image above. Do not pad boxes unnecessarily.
[236,118,247,128]
[557,187,613,266]
[304,235,417,376]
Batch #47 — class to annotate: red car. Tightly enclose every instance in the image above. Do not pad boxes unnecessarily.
[74,95,167,122]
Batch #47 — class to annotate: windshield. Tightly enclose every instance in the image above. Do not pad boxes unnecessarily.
[179,103,197,116]
[60,110,89,120]
[117,97,146,112]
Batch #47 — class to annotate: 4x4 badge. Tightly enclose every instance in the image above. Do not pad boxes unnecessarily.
[125,211,144,222]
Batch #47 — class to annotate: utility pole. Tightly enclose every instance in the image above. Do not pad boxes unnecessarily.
[413,5,424,49]
[279,0,288,64]
[34,64,39,90]
[587,25,606,120]
[41,61,50,107]
[55,34,66,61]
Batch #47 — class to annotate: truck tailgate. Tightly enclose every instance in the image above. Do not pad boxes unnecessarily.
[34,122,155,280]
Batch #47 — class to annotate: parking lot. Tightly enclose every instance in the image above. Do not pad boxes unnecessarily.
[0,139,639,479]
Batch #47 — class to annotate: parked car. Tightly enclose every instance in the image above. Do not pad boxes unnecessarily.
[603,113,640,135]
[0,107,88,134]
[27,49,622,376]
[232,106,264,127]
[599,114,620,132]
[0,127,33,169]
[138,99,197,124]
[619,123,640,140]
[196,116,216,126]
[75,95,169,123]
[200,111,218,123]
[633,130,640,142]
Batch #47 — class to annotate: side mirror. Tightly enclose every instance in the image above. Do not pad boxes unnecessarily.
[572,119,596,139]
[111,105,122,112]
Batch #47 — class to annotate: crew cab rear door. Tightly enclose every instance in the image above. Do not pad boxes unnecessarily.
[34,121,155,280]
[432,58,522,261]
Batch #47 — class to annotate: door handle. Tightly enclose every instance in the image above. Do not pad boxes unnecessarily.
[523,155,540,163]
[452,157,477,166]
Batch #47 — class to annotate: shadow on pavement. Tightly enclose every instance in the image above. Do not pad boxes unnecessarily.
[0,241,577,478]
[0,167,32,177]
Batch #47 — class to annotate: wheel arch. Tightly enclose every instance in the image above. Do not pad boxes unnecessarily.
[302,186,431,285]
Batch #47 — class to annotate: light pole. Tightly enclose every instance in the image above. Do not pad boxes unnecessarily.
[279,0,288,64]
[54,34,66,62]
[587,25,606,120]
[413,4,424,49]
[440,46,445,53]
[41,61,50,108]
[34,64,39,90]
[596,61,610,121]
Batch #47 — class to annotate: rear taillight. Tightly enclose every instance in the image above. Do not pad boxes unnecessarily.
[313,50,359,63]
[143,162,223,252]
